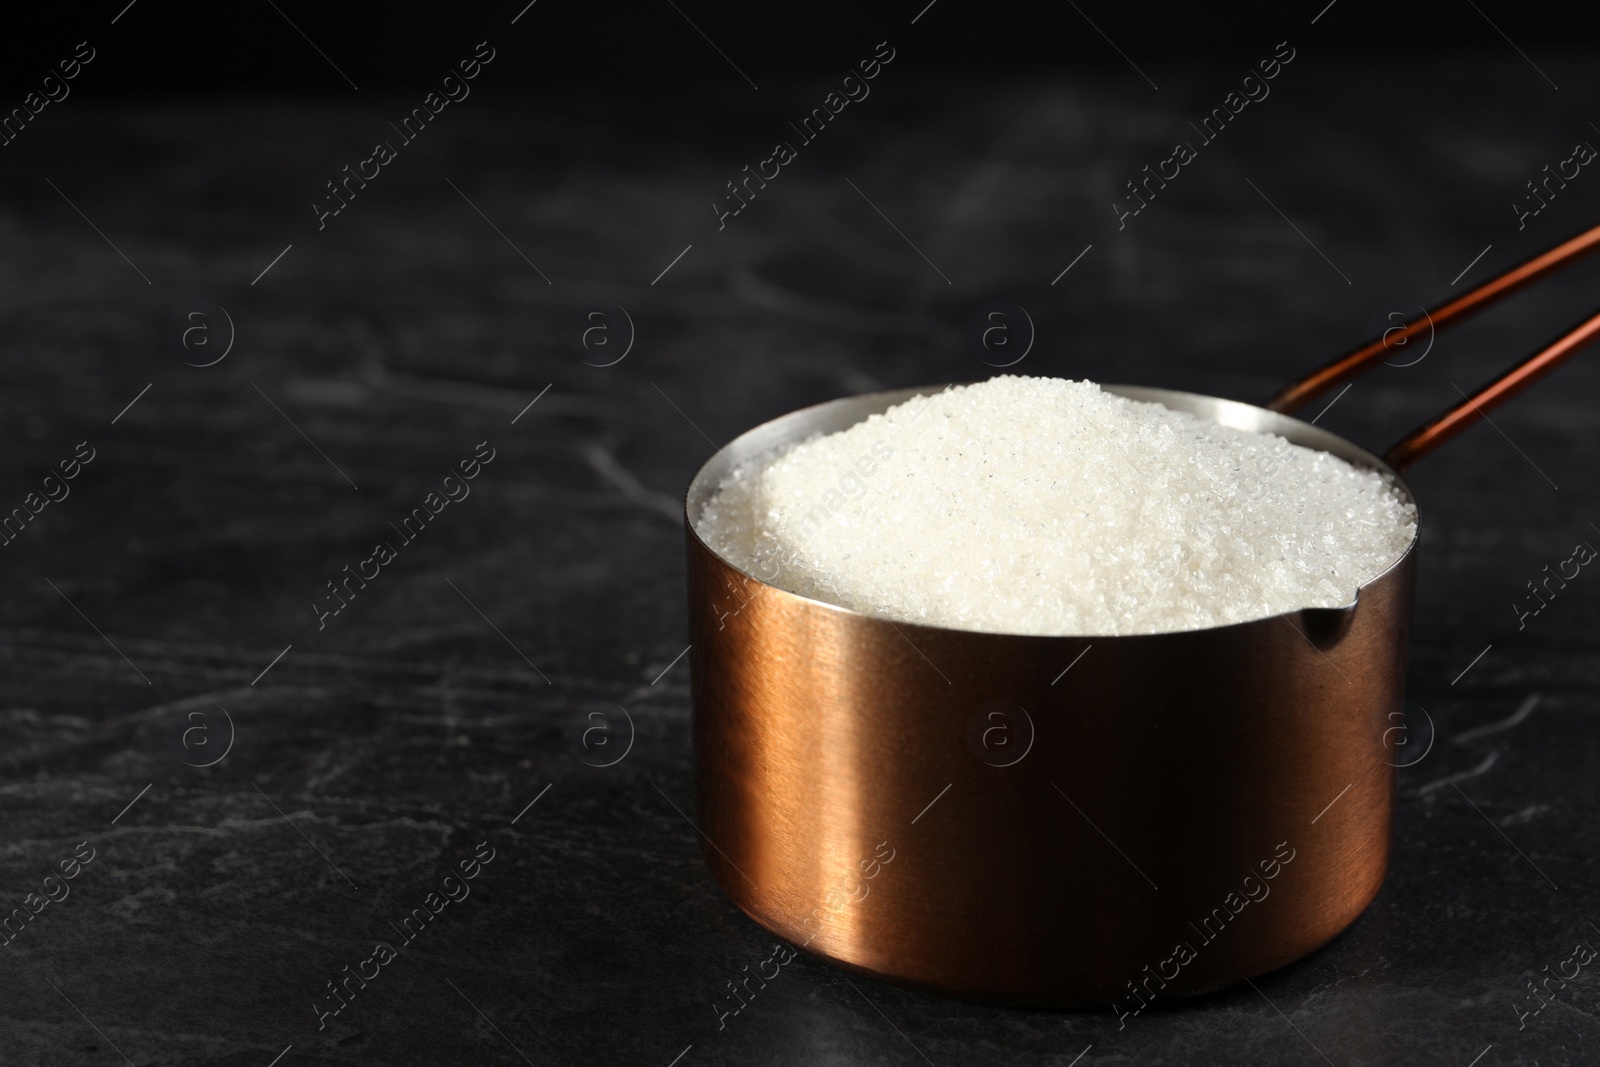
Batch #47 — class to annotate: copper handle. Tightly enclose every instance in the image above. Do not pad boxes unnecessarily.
[1267,221,1600,414]
[1381,307,1600,471]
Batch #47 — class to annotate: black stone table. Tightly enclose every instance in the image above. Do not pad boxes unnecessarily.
[1,29,1598,1067]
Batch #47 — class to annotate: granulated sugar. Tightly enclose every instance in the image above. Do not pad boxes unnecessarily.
[695,376,1418,636]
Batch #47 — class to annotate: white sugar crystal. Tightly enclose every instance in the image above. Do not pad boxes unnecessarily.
[695,376,1418,636]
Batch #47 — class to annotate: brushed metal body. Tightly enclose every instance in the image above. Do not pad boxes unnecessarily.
[685,385,1416,1006]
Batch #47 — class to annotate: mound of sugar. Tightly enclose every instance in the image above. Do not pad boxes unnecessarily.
[694,376,1418,636]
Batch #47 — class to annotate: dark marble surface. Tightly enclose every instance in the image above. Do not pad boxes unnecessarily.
[1,17,1599,1067]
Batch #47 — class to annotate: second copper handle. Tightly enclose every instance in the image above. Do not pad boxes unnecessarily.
[1383,307,1600,471]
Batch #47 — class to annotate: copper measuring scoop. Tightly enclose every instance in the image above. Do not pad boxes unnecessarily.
[682,221,1600,1006]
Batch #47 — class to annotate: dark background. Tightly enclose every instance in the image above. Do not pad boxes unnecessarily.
[8,1,1600,91]
[2,1,1598,1065]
